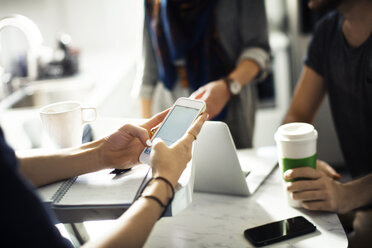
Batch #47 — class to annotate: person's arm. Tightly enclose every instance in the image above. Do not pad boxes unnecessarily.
[283,66,342,175]
[17,143,102,187]
[82,113,207,248]
[283,65,326,124]
[229,59,260,86]
[139,19,158,118]
[141,98,153,119]
[341,174,372,211]
[190,59,260,119]
[17,110,170,187]
[190,0,270,119]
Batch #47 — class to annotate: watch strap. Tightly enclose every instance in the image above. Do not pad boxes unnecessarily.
[223,77,241,95]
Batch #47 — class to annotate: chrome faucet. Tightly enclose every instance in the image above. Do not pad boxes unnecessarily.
[0,15,43,82]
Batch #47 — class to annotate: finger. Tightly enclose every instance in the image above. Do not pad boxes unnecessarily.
[119,124,150,147]
[201,100,214,120]
[284,167,321,181]
[286,179,324,192]
[190,88,206,100]
[142,108,170,130]
[302,200,332,212]
[188,112,208,137]
[205,111,214,120]
[291,189,327,201]
[322,163,342,180]
[171,112,208,149]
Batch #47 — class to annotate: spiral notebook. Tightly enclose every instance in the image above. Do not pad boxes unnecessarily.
[37,164,150,208]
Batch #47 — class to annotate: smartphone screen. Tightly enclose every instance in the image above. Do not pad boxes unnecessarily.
[143,105,201,155]
[244,216,316,247]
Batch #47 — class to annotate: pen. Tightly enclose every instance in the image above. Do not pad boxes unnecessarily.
[109,168,132,175]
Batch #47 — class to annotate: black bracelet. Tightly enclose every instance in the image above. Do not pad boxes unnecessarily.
[141,195,166,208]
[153,176,175,201]
[135,176,175,217]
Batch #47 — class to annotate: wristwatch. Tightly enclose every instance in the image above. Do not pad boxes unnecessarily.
[223,77,242,96]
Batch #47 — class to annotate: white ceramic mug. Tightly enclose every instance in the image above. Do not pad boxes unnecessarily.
[40,101,97,148]
[275,122,318,208]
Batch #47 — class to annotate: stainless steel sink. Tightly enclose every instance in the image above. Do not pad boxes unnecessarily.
[0,77,94,111]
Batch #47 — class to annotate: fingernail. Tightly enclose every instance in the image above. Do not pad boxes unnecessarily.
[146,139,152,146]
[283,170,291,179]
[206,113,209,119]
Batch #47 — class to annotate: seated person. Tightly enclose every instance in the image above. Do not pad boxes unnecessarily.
[282,0,372,247]
[2,109,207,247]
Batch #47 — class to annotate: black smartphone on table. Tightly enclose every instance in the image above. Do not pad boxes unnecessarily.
[244,216,316,247]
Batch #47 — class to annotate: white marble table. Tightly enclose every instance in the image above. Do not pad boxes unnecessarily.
[145,167,348,247]
[4,115,348,247]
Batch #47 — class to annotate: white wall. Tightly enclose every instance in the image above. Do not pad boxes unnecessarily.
[0,0,143,53]
[0,0,144,118]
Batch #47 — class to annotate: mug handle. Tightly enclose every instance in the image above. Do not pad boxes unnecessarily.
[81,107,97,124]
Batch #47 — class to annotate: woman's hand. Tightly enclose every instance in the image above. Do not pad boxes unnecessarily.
[150,113,208,186]
[98,109,169,169]
[190,80,230,119]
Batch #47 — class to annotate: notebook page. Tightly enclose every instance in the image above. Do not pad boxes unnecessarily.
[56,164,149,207]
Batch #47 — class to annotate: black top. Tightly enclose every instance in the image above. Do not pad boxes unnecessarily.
[305,11,372,178]
[0,128,72,247]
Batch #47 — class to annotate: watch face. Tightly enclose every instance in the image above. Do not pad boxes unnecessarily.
[230,81,242,95]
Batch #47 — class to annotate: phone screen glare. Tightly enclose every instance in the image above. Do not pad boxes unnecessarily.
[144,105,199,154]
[244,216,316,246]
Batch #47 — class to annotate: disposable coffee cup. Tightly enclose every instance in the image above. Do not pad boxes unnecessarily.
[274,122,318,208]
[40,101,96,148]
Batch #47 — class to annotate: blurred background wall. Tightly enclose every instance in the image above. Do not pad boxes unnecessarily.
[0,0,345,167]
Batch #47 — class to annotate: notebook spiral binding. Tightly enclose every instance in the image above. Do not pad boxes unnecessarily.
[51,177,78,203]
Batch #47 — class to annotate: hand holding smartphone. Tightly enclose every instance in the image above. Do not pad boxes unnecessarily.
[139,97,206,165]
[244,216,316,247]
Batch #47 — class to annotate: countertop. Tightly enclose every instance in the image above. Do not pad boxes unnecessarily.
[1,114,348,247]
[144,167,348,248]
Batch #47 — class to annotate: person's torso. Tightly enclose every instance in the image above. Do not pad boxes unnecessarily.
[318,12,372,177]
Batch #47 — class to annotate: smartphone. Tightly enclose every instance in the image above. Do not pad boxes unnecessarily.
[139,97,206,165]
[244,216,316,247]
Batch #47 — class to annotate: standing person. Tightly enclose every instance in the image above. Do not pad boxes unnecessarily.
[139,0,270,148]
[282,0,372,247]
[2,110,207,248]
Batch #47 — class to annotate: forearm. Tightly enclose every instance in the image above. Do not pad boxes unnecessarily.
[282,112,309,125]
[229,59,260,86]
[140,98,153,118]
[282,66,326,124]
[342,173,372,212]
[83,180,171,248]
[282,100,317,125]
[17,140,103,187]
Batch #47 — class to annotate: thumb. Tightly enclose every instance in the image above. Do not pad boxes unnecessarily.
[151,137,167,151]
[119,124,151,147]
[326,166,342,180]
[319,160,342,180]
